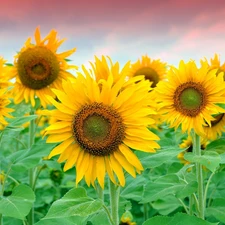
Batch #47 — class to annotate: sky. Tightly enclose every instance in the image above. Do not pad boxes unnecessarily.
[1,0,225,70]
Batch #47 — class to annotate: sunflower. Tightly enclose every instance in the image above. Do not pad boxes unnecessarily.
[120,211,136,225]
[89,55,130,83]
[178,136,208,165]
[0,57,12,89]
[202,113,225,140]
[200,54,225,140]
[155,60,225,135]
[0,88,14,129]
[128,55,167,88]
[201,53,225,77]
[44,64,160,189]
[10,27,77,108]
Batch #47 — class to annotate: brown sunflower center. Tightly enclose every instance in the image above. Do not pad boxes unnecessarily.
[17,46,60,90]
[207,113,224,127]
[134,67,159,87]
[174,82,206,117]
[73,102,125,156]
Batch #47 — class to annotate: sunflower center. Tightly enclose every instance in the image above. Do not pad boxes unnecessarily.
[17,46,60,90]
[134,67,159,87]
[180,88,202,110]
[174,82,206,117]
[73,102,125,156]
[208,113,224,127]
[83,114,110,142]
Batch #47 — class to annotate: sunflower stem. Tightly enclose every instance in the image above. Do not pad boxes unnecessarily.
[189,195,194,215]
[193,132,204,220]
[0,214,3,225]
[143,203,149,221]
[109,179,120,225]
[27,112,36,225]
[96,182,104,202]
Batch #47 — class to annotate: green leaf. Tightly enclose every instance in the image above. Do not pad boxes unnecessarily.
[141,174,185,203]
[184,151,221,172]
[7,115,37,127]
[121,175,146,201]
[206,138,225,154]
[151,196,181,215]
[136,146,184,168]
[0,184,35,220]
[143,215,172,225]
[176,181,198,198]
[143,213,217,225]
[9,140,56,170]
[206,198,225,223]
[34,216,86,225]
[37,187,103,222]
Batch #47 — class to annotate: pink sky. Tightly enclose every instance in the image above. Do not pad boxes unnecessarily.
[1,0,225,69]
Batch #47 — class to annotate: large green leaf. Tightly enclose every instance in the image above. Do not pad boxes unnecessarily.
[121,175,146,201]
[0,184,35,220]
[8,140,56,171]
[206,198,225,223]
[7,115,37,127]
[151,196,181,215]
[34,216,86,225]
[206,138,225,154]
[141,174,186,203]
[136,146,184,169]
[36,187,103,224]
[143,213,217,225]
[184,151,221,172]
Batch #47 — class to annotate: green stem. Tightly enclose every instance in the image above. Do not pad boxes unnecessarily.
[96,182,104,202]
[178,198,189,214]
[27,114,36,225]
[102,204,115,225]
[189,195,193,215]
[109,179,120,225]
[143,203,149,221]
[193,133,204,220]
[204,172,215,208]
[0,214,3,225]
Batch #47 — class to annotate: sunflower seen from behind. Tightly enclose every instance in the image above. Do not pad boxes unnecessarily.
[178,136,208,165]
[89,55,130,83]
[10,27,77,108]
[44,65,160,189]
[155,60,225,135]
[128,55,167,88]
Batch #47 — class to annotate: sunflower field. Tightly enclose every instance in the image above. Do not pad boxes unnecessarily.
[1,27,225,225]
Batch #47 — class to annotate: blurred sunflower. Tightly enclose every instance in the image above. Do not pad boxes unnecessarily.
[44,63,160,189]
[128,55,167,88]
[178,136,208,165]
[0,57,12,89]
[155,60,225,135]
[89,55,130,83]
[10,27,77,108]
[201,53,225,77]
[0,88,14,129]
[120,211,136,225]
[200,54,225,140]
[202,113,225,140]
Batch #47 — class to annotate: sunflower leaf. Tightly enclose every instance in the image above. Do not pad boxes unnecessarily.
[205,198,225,223]
[37,187,103,222]
[0,184,35,220]
[143,213,217,225]
[184,151,221,172]
[141,174,186,203]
